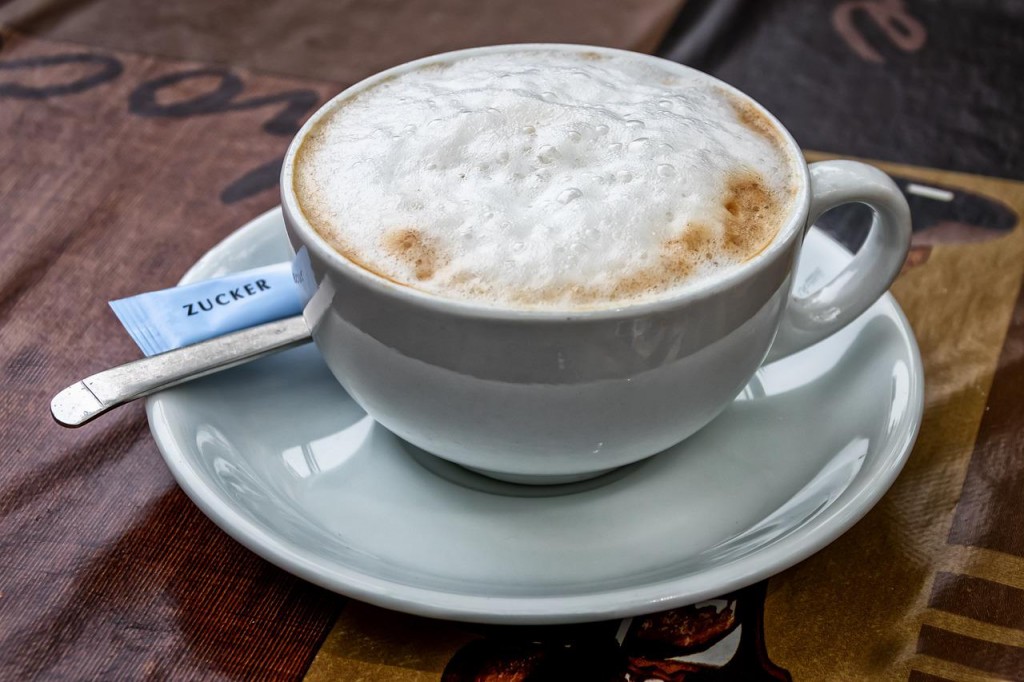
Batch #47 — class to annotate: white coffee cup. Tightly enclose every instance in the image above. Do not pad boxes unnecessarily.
[281,44,911,484]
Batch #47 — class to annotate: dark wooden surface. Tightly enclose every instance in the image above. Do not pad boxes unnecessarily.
[2,1,1024,680]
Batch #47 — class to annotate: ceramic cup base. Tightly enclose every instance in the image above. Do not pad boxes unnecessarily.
[461,463,621,485]
[406,446,642,496]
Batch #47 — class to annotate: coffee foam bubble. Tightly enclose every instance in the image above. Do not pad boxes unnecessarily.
[294,50,798,309]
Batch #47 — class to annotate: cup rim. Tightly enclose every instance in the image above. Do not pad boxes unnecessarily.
[281,43,811,322]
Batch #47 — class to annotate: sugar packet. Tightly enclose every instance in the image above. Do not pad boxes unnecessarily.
[110,260,307,356]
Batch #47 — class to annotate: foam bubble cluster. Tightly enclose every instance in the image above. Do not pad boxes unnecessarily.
[294,50,798,309]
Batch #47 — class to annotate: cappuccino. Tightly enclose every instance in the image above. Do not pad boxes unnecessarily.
[293,49,798,309]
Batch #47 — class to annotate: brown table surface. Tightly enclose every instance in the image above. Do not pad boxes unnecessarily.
[2,1,1024,680]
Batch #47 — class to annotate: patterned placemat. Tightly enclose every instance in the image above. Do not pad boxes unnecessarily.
[3,1,1024,679]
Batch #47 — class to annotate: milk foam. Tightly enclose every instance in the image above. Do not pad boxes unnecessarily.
[294,50,797,309]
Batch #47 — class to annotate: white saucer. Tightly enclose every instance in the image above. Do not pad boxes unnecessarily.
[148,208,923,625]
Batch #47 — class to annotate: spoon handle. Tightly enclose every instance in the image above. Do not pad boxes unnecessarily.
[51,316,312,427]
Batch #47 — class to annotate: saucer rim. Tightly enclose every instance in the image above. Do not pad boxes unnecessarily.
[147,207,924,624]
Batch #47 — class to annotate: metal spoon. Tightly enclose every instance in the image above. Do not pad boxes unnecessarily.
[50,316,311,427]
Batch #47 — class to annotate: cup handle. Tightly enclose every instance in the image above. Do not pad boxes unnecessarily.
[764,160,911,363]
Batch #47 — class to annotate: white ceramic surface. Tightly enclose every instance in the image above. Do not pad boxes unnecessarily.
[148,209,923,624]
[280,44,912,482]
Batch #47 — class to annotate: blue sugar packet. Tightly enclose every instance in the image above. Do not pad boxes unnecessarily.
[110,261,306,356]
